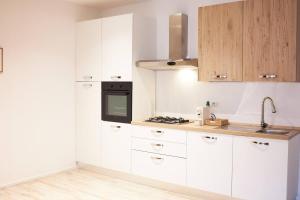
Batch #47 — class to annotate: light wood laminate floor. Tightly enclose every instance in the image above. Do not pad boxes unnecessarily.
[0,169,203,200]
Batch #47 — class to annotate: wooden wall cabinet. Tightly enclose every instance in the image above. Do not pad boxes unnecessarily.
[243,0,300,82]
[198,2,243,82]
[198,0,300,82]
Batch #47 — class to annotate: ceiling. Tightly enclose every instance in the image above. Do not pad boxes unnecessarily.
[65,0,147,9]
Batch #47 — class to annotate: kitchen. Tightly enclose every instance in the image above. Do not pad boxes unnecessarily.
[0,0,300,200]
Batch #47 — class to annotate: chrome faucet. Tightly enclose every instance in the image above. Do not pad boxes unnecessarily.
[261,97,277,129]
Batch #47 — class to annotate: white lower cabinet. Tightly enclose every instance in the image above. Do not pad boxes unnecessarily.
[101,121,131,173]
[132,151,186,185]
[187,132,233,196]
[232,137,290,200]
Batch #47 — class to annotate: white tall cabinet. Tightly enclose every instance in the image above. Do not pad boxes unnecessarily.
[76,19,102,166]
[76,14,156,170]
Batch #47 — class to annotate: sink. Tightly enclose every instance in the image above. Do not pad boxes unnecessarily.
[220,125,290,135]
[256,129,290,135]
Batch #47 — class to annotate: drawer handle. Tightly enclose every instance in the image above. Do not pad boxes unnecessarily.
[259,74,277,79]
[151,143,164,151]
[150,156,164,165]
[151,130,164,136]
[83,75,93,80]
[252,141,270,151]
[111,75,122,80]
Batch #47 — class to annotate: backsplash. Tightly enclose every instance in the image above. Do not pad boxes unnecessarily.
[156,70,300,127]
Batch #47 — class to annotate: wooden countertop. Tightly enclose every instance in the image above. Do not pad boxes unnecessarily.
[131,121,299,140]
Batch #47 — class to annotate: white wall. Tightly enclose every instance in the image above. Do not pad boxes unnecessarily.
[0,0,100,187]
[99,0,300,197]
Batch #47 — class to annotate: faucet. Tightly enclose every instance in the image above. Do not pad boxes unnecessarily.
[261,97,277,129]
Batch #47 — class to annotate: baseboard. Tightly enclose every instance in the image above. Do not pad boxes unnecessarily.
[0,163,76,189]
[77,163,236,200]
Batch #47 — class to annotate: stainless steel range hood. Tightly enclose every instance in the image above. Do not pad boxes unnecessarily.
[136,13,198,71]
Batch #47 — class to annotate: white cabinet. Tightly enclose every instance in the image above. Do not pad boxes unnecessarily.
[76,19,102,82]
[132,151,186,185]
[101,121,131,173]
[76,82,101,166]
[187,132,233,196]
[232,137,292,200]
[102,14,133,82]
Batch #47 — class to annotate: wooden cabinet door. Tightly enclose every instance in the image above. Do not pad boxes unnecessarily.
[76,19,102,82]
[102,14,133,82]
[187,132,233,196]
[199,2,243,82]
[101,121,131,173]
[76,82,101,166]
[243,0,297,82]
[232,137,288,200]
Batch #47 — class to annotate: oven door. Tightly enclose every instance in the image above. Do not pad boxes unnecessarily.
[102,84,132,124]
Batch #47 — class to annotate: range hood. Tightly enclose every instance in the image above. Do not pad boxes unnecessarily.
[136,13,198,71]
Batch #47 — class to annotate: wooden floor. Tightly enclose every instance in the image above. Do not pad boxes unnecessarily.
[0,169,203,200]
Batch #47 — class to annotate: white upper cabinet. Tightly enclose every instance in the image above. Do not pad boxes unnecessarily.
[187,132,233,196]
[102,14,133,82]
[76,82,101,166]
[101,121,132,173]
[76,19,102,82]
[232,137,289,200]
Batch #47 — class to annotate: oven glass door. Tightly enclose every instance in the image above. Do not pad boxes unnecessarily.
[102,91,132,123]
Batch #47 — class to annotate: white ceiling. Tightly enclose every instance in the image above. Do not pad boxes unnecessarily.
[65,0,147,9]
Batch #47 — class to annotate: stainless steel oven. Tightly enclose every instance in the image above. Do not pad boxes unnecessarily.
[102,82,132,124]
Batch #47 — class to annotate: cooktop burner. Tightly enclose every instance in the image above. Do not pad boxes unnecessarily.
[145,116,190,124]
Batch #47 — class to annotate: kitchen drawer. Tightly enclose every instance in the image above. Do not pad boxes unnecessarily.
[132,138,187,158]
[132,126,187,144]
[132,150,186,185]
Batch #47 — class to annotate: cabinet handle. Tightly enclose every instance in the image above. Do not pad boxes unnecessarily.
[212,74,227,80]
[151,143,164,150]
[202,136,218,144]
[150,130,164,136]
[111,75,122,80]
[111,125,121,129]
[259,74,277,79]
[150,156,164,165]
[83,76,93,80]
[82,83,93,88]
[253,141,269,146]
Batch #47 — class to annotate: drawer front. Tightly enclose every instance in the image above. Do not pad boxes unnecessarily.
[132,150,186,185]
[132,138,187,158]
[132,126,187,144]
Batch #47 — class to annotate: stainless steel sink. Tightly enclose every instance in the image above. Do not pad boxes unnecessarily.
[220,125,290,135]
[256,129,290,135]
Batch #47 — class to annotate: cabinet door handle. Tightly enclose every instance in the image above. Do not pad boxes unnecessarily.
[83,75,93,80]
[212,74,227,80]
[252,141,269,146]
[259,74,277,79]
[111,125,121,129]
[111,75,122,80]
[82,83,93,88]
[202,136,218,144]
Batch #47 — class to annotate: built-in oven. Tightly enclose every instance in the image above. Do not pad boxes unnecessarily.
[102,82,132,124]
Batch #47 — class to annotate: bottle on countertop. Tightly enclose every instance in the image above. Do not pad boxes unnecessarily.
[195,102,211,126]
